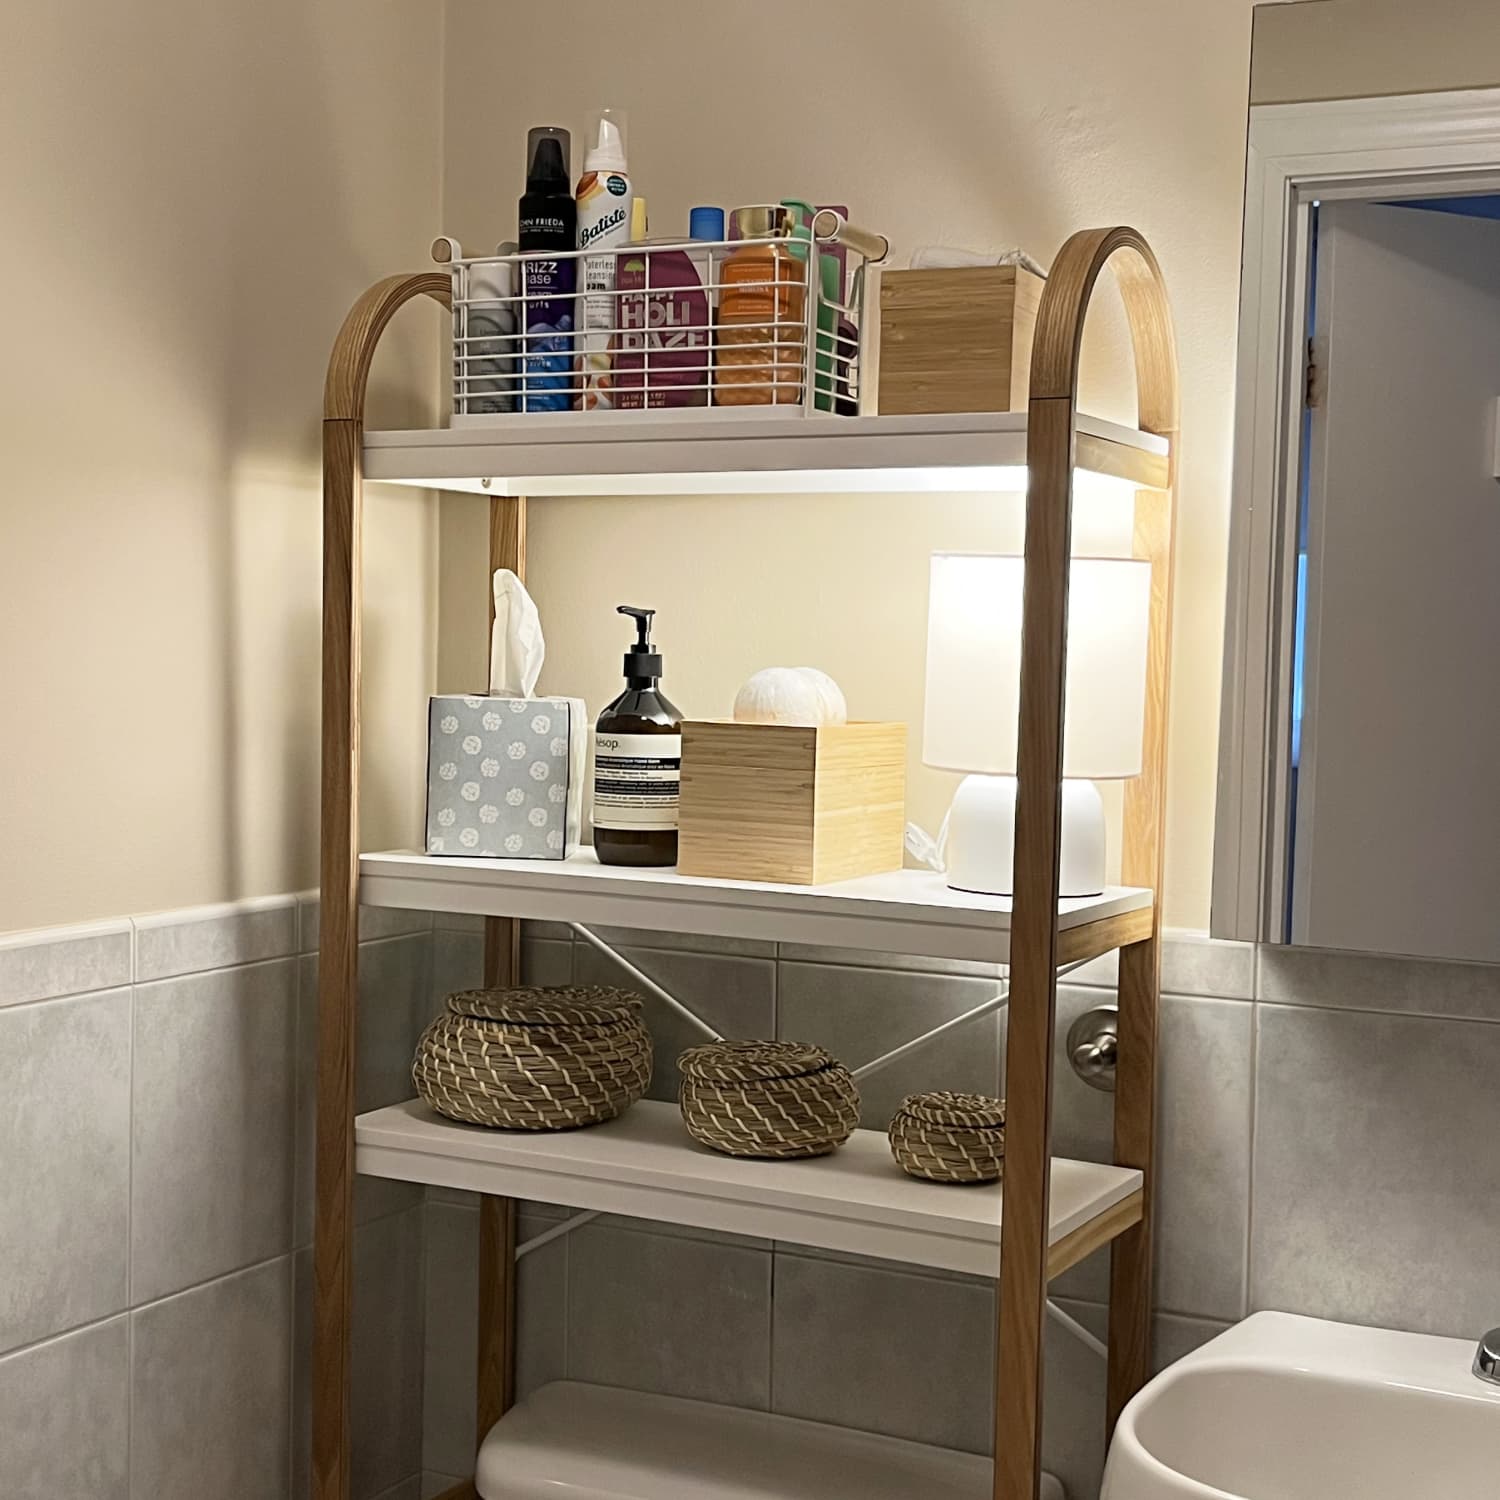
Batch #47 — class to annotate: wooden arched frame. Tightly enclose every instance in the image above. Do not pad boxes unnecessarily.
[311,229,1178,1500]
[996,228,1178,1498]
[315,271,524,1500]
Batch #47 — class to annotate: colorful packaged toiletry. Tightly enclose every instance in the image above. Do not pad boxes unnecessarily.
[714,204,805,405]
[517,126,577,411]
[614,212,712,409]
[575,111,633,410]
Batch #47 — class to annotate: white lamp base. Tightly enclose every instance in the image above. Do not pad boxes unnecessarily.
[945,775,1107,899]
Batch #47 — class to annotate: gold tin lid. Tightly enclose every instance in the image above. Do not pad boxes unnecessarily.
[728,204,793,239]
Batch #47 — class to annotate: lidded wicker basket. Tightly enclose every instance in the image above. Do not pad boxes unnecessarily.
[678,1039,860,1159]
[889,1091,1006,1184]
[413,985,652,1131]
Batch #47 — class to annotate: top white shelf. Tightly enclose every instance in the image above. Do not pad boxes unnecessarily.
[362,410,1170,497]
[358,850,1152,966]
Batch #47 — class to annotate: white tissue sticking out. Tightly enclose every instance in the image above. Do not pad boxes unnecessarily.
[490,569,545,696]
[732,667,849,727]
[909,245,1048,279]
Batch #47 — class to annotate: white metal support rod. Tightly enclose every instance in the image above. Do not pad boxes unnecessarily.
[1047,1298,1109,1362]
[852,955,1099,1081]
[516,1210,600,1260]
[570,923,722,1041]
[852,986,1010,1082]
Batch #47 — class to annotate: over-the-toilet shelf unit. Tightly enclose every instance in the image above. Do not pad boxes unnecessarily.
[313,227,1177,1500]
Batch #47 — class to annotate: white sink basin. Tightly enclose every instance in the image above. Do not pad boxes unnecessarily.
[1103,1311,1500,1499]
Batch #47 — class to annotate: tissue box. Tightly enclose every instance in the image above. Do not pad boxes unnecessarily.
[677,720,907,885]
[425,695,576,859]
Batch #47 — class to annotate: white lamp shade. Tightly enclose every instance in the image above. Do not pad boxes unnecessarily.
[923,553,1152,780]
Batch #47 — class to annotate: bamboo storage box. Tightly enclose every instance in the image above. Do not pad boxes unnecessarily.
[676,720,907,885]
[875,265,1043,415]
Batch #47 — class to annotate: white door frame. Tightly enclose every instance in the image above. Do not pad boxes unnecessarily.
[1212,86,1500,944]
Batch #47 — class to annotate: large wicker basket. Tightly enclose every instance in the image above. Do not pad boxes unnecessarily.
[414,985,652,1131]
[888,1091,1006,1184]
[678,1039,860,1159]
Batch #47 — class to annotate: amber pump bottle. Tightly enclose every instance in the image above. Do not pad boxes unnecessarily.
[592,606,682,866]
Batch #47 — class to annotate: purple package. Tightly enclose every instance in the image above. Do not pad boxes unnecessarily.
[615,248,710,408]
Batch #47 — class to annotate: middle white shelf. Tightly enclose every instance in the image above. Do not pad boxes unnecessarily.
[358,849,1153,966]
[357,1098,1143,1279]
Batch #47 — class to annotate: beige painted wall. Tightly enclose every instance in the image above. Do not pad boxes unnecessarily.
[439,0,1259,927]
[0,0,445,931]
[1252,0,1500,105]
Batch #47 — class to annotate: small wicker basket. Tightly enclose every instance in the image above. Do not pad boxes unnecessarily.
[413,986,652,1131]
[889,1091,1006,1184]
[678,1039,860,1159]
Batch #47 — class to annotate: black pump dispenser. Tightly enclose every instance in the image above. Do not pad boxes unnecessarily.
[593,604,682,868]
[619,605,663,683]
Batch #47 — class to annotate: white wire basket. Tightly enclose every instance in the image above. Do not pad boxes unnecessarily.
[434,210,889,424]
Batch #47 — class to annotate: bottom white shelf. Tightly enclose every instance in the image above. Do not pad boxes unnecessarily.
[475,1380,1067,1500]
[356,1098,1142,1279]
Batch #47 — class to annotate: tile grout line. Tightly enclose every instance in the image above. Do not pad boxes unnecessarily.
[127,919,138,1313]
[1242,994,1260,1323]
[289,949,306,1500]
[0,1250,296,1369]
[126,904,138,1500]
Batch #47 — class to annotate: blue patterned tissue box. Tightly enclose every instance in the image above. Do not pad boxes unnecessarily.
[425,695,574,859]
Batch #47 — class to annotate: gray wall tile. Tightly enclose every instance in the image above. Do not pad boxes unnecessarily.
[422,1476,464,1500]
[0,989,130,1352]
[521,937,573,986]
[1154,996,1252,1320]
[1161,929,1255,1000]
[298,893,434,954]
[132,960,296,1303]
[294,1210,426,1500]
[421,1203,565,1479]
[370,1480,423,1500]
[1062,946,1119,989]
[430,930,483,1001]
[131,1258,292,1500]
[0,921,131,1008]
[778,960,1003,1129]
[135,897,296,982]
[567,1221,770,1408]
[589,925,775,959]
[0,1317,129,1498]
[352,1208,426,1500]
[1042,1297,1108,1500]
[1252,1003,1500,1335]
[1049,990,1252,1320]
[1257,943,1500,1021]
[770,1252,993,1453]
[1153,1312,1230,1372]
[574,944,774,1102]
[294,938,433,1248]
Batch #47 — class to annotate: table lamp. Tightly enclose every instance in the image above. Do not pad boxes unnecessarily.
[923,553,1151,897]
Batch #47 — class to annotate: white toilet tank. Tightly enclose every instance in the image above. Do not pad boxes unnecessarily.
[477,1382,1066,1500]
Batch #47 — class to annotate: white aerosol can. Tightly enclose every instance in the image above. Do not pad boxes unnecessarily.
[575,110,634,410]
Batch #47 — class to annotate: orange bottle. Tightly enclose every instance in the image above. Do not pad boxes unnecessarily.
[713,205,806,405]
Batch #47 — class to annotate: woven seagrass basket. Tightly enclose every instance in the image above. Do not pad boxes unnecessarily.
[413,986,652,1131]
[889,1091,1006,1184]
[678,1039,860,1159]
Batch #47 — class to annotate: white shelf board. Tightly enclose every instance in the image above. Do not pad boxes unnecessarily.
[356,1098,1142,1279]
[358,849,1153,965]
[361,410,1169,495]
